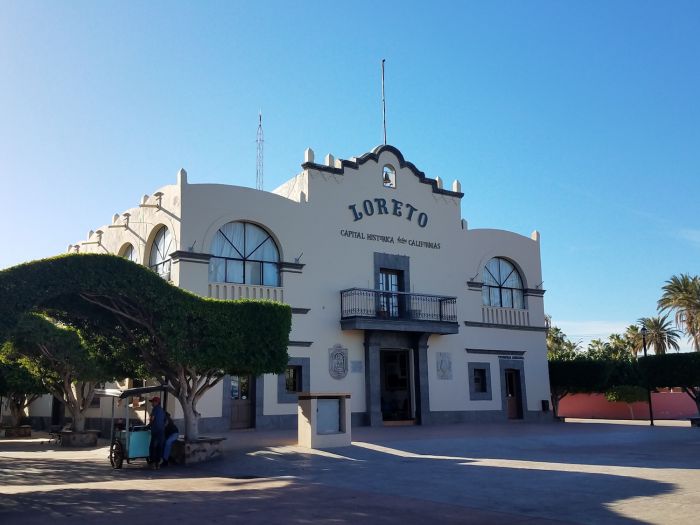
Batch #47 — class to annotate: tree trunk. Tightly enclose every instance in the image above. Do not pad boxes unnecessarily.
[70,409,87,432]
[683,387,700,416]
[58,380,94,432]
[551,392,566,419]
[9,399,24,427]
[180,395,200,441]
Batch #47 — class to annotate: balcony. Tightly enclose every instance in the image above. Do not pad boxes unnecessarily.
[340,288,458,334]
[208,282,285,302]
[481,305,530,327]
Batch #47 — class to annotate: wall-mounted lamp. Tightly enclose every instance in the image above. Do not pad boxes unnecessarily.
[153,191,164,208]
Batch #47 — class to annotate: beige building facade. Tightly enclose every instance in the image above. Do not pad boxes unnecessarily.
[33,145,551,431]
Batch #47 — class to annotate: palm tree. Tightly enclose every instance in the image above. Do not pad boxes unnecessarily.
[638,315,682,355]
[547,325,581,360]
[658,274,700,351]
[624,325,643,359]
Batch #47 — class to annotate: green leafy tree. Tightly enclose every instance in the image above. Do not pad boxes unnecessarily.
[658,274,700,351]
[638,353,700,415]
[2,313,133,432]
[548,358,613,418]
[638,315,681,355]
[586,335,634,362]
[0,353,46,427]
[604,385,648,419]
[0,254,291,440]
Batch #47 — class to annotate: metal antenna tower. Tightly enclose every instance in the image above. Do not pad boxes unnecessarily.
[256,111,264,190]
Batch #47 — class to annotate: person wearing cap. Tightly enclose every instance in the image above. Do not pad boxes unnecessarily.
[145,396,165,469]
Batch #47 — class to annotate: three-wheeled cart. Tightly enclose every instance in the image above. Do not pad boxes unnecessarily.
[94,385,169,469]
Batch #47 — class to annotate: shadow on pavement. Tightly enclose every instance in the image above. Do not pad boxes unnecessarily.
[1,423,693,525]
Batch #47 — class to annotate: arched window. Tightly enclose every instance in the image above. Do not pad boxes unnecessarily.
[120,243,138,263]
[149,226,172,280]
[209,222,280,286]
[482,257,524,309]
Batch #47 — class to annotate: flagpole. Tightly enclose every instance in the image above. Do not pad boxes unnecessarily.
[381,59,387,145]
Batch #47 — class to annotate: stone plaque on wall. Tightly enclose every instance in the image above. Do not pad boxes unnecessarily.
[329,344,349,380]
[436,352,453,380]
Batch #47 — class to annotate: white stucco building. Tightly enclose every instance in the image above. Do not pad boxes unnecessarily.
[36,145,551,431]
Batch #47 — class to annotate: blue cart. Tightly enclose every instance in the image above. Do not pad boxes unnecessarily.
[95,385,169,469]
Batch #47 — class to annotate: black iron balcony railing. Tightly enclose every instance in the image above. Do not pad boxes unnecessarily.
[340,288,457,323]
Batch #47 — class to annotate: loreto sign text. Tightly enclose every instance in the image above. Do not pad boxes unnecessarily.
[348,198,428,228]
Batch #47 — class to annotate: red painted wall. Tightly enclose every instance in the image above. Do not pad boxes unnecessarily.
[558,391,698,420]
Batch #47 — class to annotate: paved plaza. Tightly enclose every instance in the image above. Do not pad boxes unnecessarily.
[1,419,699,524]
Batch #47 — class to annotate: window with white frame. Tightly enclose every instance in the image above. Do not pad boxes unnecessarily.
[482,257,524,309]
[209,221,280,286]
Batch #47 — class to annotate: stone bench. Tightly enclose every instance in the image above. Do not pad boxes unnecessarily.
[1,425,32,438]
[59,430,100,447]
[171,436,226,465]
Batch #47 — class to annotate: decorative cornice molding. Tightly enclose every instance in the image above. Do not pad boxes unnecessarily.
[170,250,212,263]
[169,252,305,273]
[466,348,526,356]
[524,288,546,297]
[280,261,304,274]
[467,282,544,296]
[301,145,464,199]
[464,321,548,332]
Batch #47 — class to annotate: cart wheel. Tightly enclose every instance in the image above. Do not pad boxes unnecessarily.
[110,440,124,469]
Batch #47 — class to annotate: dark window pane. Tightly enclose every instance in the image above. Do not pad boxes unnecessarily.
[231,376,240,399]
[502,288,513,308]
[263,262,279,286]
[474,368,488,393]
[482,286,491,306]
[490,287,501,307]
[285,366,302,393]
[231,375,250,400]
[513,289,524,309]
[226,260,244,283]
[209,257,225,282]
[245,261,262,285]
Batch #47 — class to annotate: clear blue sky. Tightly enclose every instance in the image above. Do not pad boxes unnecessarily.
[1,1,699,347]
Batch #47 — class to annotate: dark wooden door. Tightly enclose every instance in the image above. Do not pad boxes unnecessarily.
[380,350,412,421]
[505,369,523,419]
[230,375,253,429]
